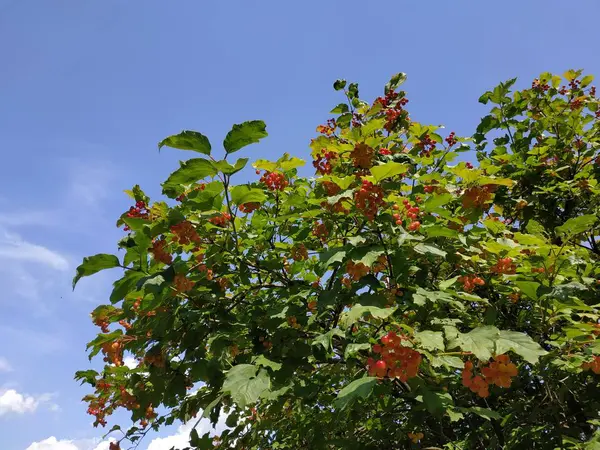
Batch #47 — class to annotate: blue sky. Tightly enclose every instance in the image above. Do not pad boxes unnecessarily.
[1,1,599,449]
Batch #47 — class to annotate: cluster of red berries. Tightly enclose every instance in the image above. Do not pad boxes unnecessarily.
[171,221,201,246]
[312,221,328,241]
[374,90,399,108]
[582,356,600,374]
[260,171,288,191]
[416,134,437,157]
[408,432,424,444]
[531,78,550,92]
[351,113,363,128]
[355,180,385,221]
[101,340,124,367]
[93,316,110,333]
[367,331,422,382]
[379,147,392,156]
[458,275,485,292]
[87,397,108,426]
[491,257,516,275]
[322,181,341,196]
[313,150,337,175]
[238,202,260,213]
[531,267,546,274]
[392,199,421,231]
[570,98,584,110]
[151,238,173,265]
[344,260,369,284]
[209,212,231,227]
[462,355,518,398]
[126,201,149,219]
[462,185,496,209]
[466,162,474,169]
[287,316,301,329]
[291,244,308,261]
[350,143,375,169]
[173,274,195,293]
[316,118,336,136]
[445,131,458,147]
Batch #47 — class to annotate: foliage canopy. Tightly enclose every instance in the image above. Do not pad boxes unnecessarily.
[75,70,600,449]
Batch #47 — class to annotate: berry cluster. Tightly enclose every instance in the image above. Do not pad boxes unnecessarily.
[150,239,173,265]
[351,143,375,169]
[170,221,201,246]
[173,274,195,293]
[101,340,124,367]
[346,260,369,281]
[531,78,550,92]
[238,202,260,214]
[93,316,110,333]
[374,90,399,108]
[287,316,301,329]
[87,397,108,426]
[260,171,288,191]
[462,185,496,209]
[375,91,409,132]
[126,201,149,219]
[384,108,409,132]
[531,267,546,274]
[313,150,337,175]
[291,244,308,261]
[462,355,518,398]
[322,181,341,196]
[209,212,232,227]
[312,221,328,241]
[367,331,422,382]
[582,356,600,374]
[316,118,336,136]
[491,257,516,275]
[458,275,485,292]
[379,147,392,156]
[392,199,421,231]
[445,131,458,147]
[408,432,424,444]
[354,180,384,221]
[416,134,437,157]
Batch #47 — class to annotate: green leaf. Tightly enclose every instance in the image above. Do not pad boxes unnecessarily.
[333,377,377,410]
[333,79,347,91]
[422,389,453,416]
[496,330,547,364]
[425,225,458,238]
[158,130,211,155]
[423,193,453,211]
[330,103,349,114]
[344,343,371,360]
[110,271,144,304]
[370,162,408,183]
[223,121,268,154]
[253,355,282,371]
[340,305,396,328]
[459,406,502,421]
[430,355,464,369]
[439,276,459,291]
[515,281,540,300]
[414,243,447,258]
[312,329,345,353]
[555,215,597,237]
[162,158,218,194]
[447,326,498,361]
[222,364,270,408]
[73,254,120,289]
[212,158,249,175]
[385,72,407,93]
[230,186,267,205]
[415,330,445,351]
[526,220,546,236]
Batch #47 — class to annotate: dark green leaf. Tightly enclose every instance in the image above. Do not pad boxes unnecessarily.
[73,254,120,289]
[333,377,377,410]
[159,130,211,155]
[162,158,217,194]
[223,121,268,154]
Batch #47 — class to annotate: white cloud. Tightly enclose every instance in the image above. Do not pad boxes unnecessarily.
[0,357,12,372]
[0,228,69,271]
[147,414,229,450]
[66,159,117,208]
[0,210,60,227]
[25,437,115,450]
[0,389,56,416]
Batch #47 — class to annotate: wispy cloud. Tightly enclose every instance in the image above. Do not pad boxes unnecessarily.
[0,228,69,271]
[66,158,118,208]
[0,357,12,373]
